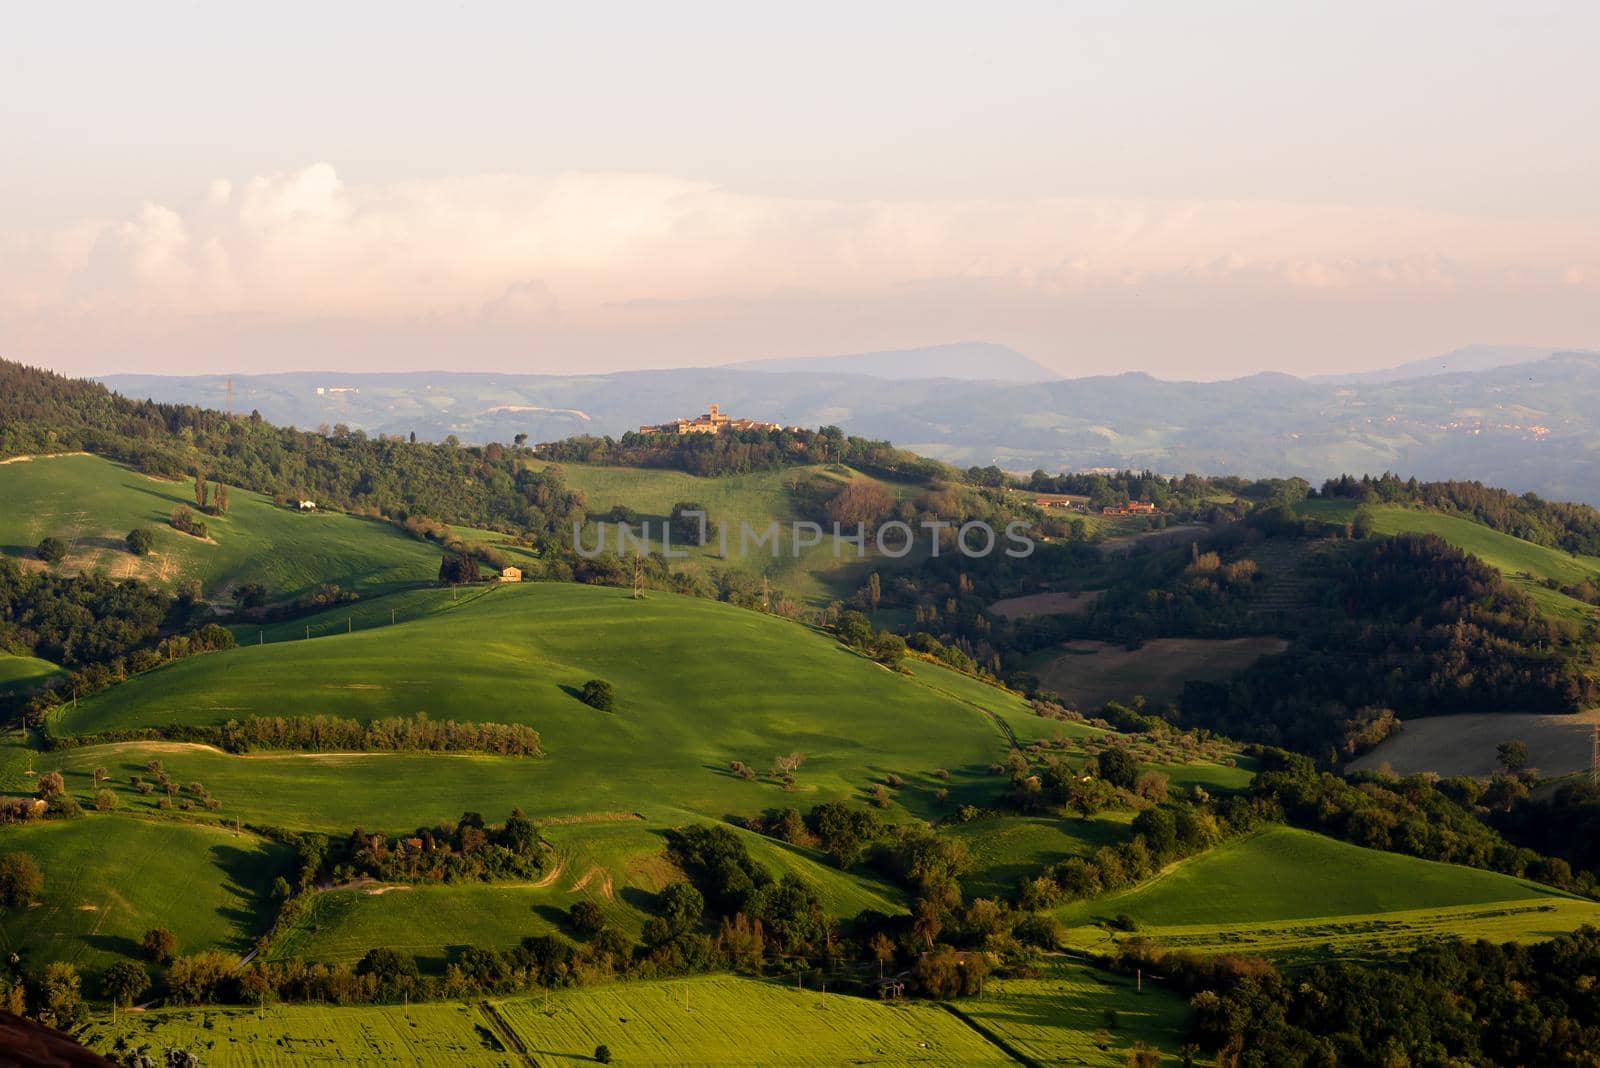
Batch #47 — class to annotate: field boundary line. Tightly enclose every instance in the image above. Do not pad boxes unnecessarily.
[936,1002,1038,1066]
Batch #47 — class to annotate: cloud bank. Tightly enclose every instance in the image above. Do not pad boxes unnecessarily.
[3,164,1597,377]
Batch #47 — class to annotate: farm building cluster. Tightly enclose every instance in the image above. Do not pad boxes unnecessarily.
[638,403,788,435]
[1032,495,1160,517]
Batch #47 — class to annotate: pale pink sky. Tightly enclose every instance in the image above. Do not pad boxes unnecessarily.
[3,2,1597,378]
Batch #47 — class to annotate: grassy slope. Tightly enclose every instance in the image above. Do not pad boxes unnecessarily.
[1299,500,1600,621]
[0,815,292,971]
[1057,825,1600,963]
[53,584,1027,826]
[85,976,1013,1066]
[551,461,926,606]
[952,959,1193,1067]
[0,452,440,602]
[0,651,65,695]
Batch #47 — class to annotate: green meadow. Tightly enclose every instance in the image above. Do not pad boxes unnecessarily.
[1057,826,1600,963]
[951,958,1193,1067]
[51,583,1037,827]
[0,452,440,602]
[0,651,65,695]
[0,815,292,971]
[83,976,1014,1066]
[551,461,928,606]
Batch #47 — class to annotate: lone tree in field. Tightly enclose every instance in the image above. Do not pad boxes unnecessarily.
[579,679,615,711]
[125,528,154,555]
[139,927,177,964]
[570,900,606,934]
[35,536,67,563]
[0,852,44,909]
[101,960,149,1010]
[594,1046,612,1065]
[1498,739,1530,773]
[1095,748,1139,791]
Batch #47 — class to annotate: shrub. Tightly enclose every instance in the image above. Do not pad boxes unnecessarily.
[36,536,68,563]
[579,679,615,711]
[93,789,119,812]
[125,528,155,556]
[595,1046,613,1065]
[140,927,178,964]
[0,852,44,908]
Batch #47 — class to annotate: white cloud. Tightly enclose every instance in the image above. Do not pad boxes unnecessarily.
[2,164,1596,376]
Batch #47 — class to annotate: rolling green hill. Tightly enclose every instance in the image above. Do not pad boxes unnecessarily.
[0,815,292,971]
[53,584,1036,830]
[1299,500,1600,621]
[0,652,65,695]
[552,461,928,606]
[1057,826,1600,963]
[0,452,441,603]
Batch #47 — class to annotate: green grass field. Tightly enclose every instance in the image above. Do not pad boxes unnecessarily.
[1057,826,1600,963]
[950,959,1193,1066]
[0,453,441,603]
[551,461,927,606]
[0,815,292,971]
[83,976,1013,1066]
[1298,500,1600,621]
[0,651,65,695]
[50,584,1032,826]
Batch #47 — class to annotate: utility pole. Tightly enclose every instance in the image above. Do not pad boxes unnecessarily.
[1590,724,1599,786]
[347,617,352,634]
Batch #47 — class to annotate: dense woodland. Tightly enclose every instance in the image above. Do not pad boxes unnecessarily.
[1181,533,1596,756]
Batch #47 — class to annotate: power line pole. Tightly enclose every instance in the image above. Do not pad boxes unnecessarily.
[1590,723,1599,786]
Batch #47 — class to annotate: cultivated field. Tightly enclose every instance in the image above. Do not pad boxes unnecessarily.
[83,976,1013,1066]
[1033,637,1288,710]
[0,815,292,971]
[951,959,1192,1066]
[1056,826,1600,963]
[1349,708,1600,779]
[986,590,1101,620]
[0,452,440,603]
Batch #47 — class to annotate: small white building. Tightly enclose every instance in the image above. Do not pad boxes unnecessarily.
[500,566,523,583]
[297,500,317,511]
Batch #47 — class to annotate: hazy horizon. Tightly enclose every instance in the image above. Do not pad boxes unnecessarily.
[5,2,1597,380]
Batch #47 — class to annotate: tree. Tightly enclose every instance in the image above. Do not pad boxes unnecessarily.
[193,469,209,509]
[438,553,480,584]
[570,900,606,934]
[1096,748,1139,790]
[0,852,44,908]
[595,1046,613,1065]
[126,528,155,555]
[140,926,178,964]
[36,769,65,799]
[38,962,83,1029]
[94,788,119,812]
[658,881,705,936]
[233,581,268,609]
[669,502,713,546]
[579,679,615,711]
[36,536,67,563]
[1498,739,1530,773]
[102,960,150,1009]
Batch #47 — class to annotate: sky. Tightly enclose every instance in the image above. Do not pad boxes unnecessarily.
[3,1,1597,380]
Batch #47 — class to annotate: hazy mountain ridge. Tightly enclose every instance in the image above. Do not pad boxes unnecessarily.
[102,351,1600,504]
[722,341,1059,382]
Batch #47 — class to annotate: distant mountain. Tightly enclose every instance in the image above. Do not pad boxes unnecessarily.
[722,341,1058,382]
[101,352,1600,505]
[1317,344,1597,384]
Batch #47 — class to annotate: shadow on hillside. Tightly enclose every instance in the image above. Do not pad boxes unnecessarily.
[208,843,279,945]
[84,934,140,959]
